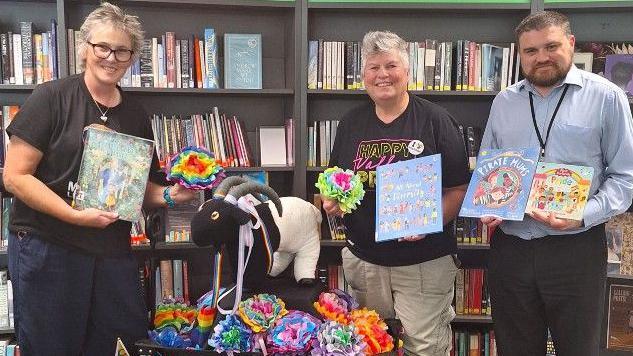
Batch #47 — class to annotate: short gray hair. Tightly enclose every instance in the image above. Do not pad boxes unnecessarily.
[515,11,572,40]
[361,31,409,73]
[77,2,144,70]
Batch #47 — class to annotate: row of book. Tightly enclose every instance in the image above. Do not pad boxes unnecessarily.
[0,105,19,168]
[317,265,351,292]
[451,329,497,356]
[307,39,519,92]
[0,198,13,251]
[0,21,60,85]
[308,120,339,167]
[454,217,494,245]
[150,110,294,168]
[455,268,490,316]
[68,29,262,89]
[0,271,14,331]
[155,259,191,306]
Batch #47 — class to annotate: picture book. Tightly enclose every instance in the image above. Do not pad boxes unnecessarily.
[605,54,633,97]
[607,284,633,351]
[375,154,443,242]
[525,163,594,221]
[224,33,262,89]
[74,126,154,222]
[459,148,539,221]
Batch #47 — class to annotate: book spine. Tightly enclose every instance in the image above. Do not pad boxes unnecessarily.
[50,19,58,80]
[20,22,33,85]
[166,32,176,88]
[12,34,23,85]
[0,34,9,84]
[204,28,219,89]
[308,40,318,89]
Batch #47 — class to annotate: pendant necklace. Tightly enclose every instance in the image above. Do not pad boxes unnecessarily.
[92,97,111,123]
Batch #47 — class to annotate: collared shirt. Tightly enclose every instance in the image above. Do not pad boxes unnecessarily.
[480,65,633,240]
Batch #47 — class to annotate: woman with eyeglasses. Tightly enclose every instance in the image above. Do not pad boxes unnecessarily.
[2,3,195,355]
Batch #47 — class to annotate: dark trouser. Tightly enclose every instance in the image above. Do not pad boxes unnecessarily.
[488,224,606,356]
[8,231,147,356]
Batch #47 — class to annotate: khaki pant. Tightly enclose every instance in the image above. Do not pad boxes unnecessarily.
[342,248,458,356]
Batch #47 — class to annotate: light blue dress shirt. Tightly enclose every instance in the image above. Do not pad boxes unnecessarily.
[480,65,633,239]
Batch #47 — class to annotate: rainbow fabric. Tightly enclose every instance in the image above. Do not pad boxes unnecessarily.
[167,146,226,189]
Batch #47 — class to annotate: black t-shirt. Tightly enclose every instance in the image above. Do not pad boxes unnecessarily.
[7,73,163,256]
[329,94,469,266]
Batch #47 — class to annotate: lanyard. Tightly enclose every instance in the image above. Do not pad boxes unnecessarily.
[529,84,569,159]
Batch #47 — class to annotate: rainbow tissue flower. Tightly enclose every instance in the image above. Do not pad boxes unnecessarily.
[315,167,365,213]
[168,146,226,190]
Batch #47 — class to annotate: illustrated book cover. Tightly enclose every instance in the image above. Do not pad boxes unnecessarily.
[224,33,262,89]
[459,148,539,221]
[73,126,154,222]
[525,162,594,221]
[375,154,443,242]
[607,284,633,351]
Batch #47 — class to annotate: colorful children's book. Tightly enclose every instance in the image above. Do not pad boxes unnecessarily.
[73,126,154,222]
[525,162,594,221]
[375,154,442,242]
[459,148,539,221]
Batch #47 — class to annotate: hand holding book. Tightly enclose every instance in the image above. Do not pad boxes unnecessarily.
[527,211,583,230]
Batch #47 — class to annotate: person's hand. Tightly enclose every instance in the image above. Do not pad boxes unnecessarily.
[170,184,198,204]
[398,234,426,242]
[528,211,583,230]
[73,208,119,228]
[322,196,344,217]
[481,216,503,228]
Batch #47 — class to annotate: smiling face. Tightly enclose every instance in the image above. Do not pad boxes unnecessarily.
[362,50,409,106]
[519,25,575,91]
[83,23,133,88]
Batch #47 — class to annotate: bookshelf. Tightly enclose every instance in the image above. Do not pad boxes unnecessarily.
[1,0,632,353]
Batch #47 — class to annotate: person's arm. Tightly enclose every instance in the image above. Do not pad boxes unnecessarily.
[3,136,118,228]
[143,181,198,210]
[582,89,633,227]
[443,184,467,225]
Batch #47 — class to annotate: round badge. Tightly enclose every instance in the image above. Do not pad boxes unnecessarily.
[408,140,424,155]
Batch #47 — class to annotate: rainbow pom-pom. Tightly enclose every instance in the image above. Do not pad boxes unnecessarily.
[167,146,226,190]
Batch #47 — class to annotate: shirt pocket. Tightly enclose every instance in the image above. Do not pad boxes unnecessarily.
[548,122,601,165]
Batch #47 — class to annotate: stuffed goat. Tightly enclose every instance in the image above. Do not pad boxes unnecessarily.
[191,177,321,296]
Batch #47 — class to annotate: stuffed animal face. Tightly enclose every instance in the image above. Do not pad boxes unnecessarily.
[190,198,251,248]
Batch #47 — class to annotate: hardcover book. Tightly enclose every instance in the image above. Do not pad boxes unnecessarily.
[525,163,594,221]
[607,284,633,351]
[73,126,154,222]
[459,148,539,221]
[375,154,443,242]
[224,33,262,89]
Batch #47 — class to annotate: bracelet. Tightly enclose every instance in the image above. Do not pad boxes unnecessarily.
[163,186,176,208]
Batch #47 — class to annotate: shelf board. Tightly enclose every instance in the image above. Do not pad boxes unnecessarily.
[0,84,36,92]
[320,239,346,247]
[308,2,530,10]
[608,272,633,281]
[77,0,295,8]
[0,249,6,256]
[458,243,490,250]
[225,166,294,172]
[0,328,13,335]
[308,89,498,97]
[307,166,327,172]
[122,87,294,96]
[131,244,152,251]
[153,242,212,250]
[452,314,493,324]
[544,1,633,10]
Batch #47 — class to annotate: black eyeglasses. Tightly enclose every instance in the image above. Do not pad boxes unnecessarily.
[87,41,134,62]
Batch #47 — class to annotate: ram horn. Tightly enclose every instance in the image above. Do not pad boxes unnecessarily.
[213,176,249,198]
[227,182,283,217]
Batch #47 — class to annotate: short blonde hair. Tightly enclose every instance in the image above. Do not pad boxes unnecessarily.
[361,31,409,73]
[77,2,144,70]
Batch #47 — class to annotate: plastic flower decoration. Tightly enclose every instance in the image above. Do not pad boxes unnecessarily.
[208,314,252,353]
[313,289,358,324]
[168,146,226,190]
[267,310,321,353]
[315,167,365,213]
[238,293,288,333]
[310,320,366,355]
[350,308,394,355]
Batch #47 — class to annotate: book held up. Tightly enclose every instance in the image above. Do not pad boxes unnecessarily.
[73,126,154,222]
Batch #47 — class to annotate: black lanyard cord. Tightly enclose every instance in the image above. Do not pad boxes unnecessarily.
[529,83,570,158]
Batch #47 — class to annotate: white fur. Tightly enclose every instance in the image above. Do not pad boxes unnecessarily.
[266,197,322,282]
